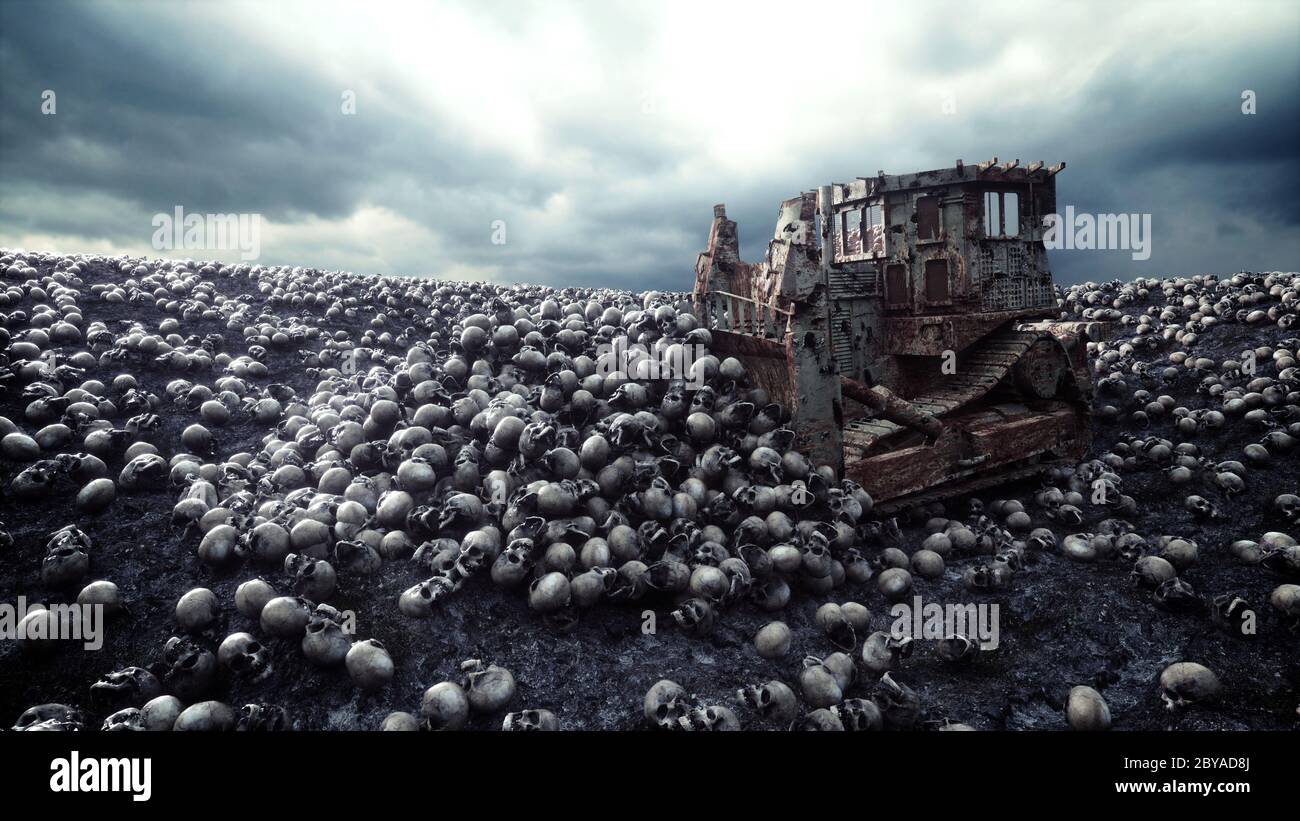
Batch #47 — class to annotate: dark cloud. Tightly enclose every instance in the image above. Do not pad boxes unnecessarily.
[0,1,482,222]
[1,0,1297,292]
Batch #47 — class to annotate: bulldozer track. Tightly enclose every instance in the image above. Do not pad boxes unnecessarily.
[843,327,1055,452]
[871,459,1051,515]
[908,328,1046,416]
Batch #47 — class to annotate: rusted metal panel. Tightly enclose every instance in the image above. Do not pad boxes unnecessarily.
[924,258,951,303]
[847,403,1085,504]
[882,308,1050,357]
[709,330,795,411]
[845,428,965,501]
[965,405,1083,465]
[884,263,910,310]
[916,195,941,241]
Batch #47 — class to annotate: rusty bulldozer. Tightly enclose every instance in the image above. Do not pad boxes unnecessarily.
[693,159,1106,512]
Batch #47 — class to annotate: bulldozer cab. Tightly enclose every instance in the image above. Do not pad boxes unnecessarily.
[693,159,1100,510]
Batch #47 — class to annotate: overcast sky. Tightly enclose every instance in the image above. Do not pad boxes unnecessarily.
[2,0,1297,290]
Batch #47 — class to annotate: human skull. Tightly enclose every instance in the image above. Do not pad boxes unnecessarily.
[217,631,272,682]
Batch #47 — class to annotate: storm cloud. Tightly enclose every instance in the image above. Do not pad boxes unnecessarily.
[1,0,1297,289]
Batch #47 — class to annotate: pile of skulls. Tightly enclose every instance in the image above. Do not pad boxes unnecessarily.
[3,249,1298,731]
[0,248,886,731]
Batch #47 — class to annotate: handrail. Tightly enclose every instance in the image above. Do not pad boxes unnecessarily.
[699,288,791,338]
[706,290,794,315]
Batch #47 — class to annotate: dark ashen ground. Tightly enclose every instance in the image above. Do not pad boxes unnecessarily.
[0,257,1296,731]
